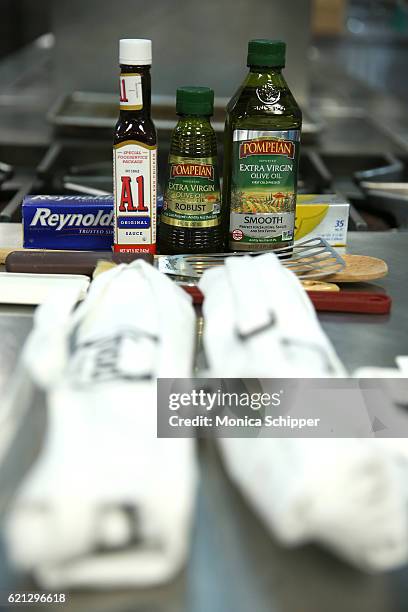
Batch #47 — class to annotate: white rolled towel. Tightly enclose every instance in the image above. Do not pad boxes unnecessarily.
[199,253,408,572]
[199,253,346,378]
[5,261,198,589]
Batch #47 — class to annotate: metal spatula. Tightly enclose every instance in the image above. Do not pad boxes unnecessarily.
[156,237,345,280]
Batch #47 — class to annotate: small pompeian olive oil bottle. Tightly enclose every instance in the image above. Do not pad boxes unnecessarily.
[223,39,302,252]
[158,87,223,254]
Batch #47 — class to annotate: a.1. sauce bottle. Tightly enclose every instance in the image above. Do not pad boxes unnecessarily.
[158,87,223,254]
[223,39,302,252]
[113,39,157,253]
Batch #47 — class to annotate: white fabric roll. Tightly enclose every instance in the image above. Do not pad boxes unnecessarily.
[200,253,345,378]
[5,261,198,589]
[199,254,408,572]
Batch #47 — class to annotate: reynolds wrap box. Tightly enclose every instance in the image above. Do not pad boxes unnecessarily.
[295,194,349,246]
[23,195,114,250]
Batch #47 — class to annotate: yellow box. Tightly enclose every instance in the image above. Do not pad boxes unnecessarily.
[295,194,349,246]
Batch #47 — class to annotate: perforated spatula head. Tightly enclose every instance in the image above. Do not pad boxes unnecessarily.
[157,237,345,281]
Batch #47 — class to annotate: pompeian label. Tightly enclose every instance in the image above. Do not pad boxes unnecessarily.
[230,129,300,250]
[171,163,214,180]
[161,155,221,228]
[239,139,295,159]
[113,140,157,253]
[119,74,143,110]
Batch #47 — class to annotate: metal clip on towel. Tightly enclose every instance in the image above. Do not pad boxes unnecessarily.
[236,312,277,342]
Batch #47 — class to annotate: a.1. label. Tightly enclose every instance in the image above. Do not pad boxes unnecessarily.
[113,140,157,253]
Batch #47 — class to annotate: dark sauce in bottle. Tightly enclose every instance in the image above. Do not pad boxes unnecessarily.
[113,39,157,253]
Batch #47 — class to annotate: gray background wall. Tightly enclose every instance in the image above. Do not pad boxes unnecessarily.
[52,0,311,104]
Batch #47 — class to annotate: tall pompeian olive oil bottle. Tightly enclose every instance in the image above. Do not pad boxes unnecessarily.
[223,39,302,251]
[158,87,223,254]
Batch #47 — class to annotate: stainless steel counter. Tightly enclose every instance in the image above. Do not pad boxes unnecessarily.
[0,232,408,612]
[320,232,408,372]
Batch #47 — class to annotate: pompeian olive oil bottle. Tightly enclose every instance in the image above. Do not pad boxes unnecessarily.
[158,87,223,254]
[223,39,302,251]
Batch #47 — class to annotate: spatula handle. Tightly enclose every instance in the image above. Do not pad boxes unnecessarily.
[181,285,392,314]
[308,291,392,314]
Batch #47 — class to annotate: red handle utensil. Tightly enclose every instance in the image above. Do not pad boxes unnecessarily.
[307,291,391,314]
[182,285,391,314]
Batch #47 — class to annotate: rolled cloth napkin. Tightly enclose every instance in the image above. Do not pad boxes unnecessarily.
[199,253,408,572]
[4,261,198,589]
[200,252,346,378]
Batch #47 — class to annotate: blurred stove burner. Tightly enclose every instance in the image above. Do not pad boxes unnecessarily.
[0,161,13,185]
[63,160,112,194]
[354,155,408,229]
[63,181,111,196]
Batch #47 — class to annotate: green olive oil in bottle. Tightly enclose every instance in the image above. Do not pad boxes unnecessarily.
[159,87,223,254]
[223,39,302,251]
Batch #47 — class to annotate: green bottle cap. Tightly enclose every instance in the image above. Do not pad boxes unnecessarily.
[176,86,214,116]
[247,39,286,68]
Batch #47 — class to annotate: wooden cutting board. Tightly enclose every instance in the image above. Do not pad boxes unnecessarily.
[0,223,23,263]
[301,280,340,292]
[327,254,388,282]
[0,224,67,264]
